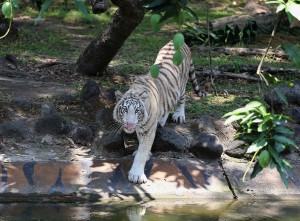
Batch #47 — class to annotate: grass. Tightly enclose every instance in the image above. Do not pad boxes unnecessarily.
[1,1,300,118]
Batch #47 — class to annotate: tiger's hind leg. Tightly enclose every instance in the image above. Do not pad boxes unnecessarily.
[172,94,186,123]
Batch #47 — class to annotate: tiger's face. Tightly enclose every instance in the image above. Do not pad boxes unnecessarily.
[113,96,148,134]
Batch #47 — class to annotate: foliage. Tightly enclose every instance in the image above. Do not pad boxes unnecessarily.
[1,0,15,39]
[267,0,300,23]
[223,101,298,188]
[281,44,300,69]
[146,0,198,78]
[145,0,198,26]
[268,1,300,70]
[0,0,91,38]
[184,20,258,46]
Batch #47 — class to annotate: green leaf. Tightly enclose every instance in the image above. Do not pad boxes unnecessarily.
[282,44,300,69]
[75,0,89,14]
[252,118,263,123]
[257,122,268,132]
[264,73,283,84]
[270,159,277,169]
[12,0,19,9]
[268,146,282,166]
[172,10,185,25]
[275,88,288,107]
[145,0,167,8]
[285,1,300,21]
[2,2,13,19]
[34,0,54,25]
[173,33,185,51]
[275,141,286,153]
[240,112,255,124]
[258,105,268,116]
[266,0,285,4]
[250,161,263,179]
[151,13,162,32]
[273,135,298,149]
[275,125,294,135]
[172,50,184,66]
[246,138,267,153]
[282,159,292,168]
[276,3,286,13]
[150,65,160,78]
[277,164,289,188]
[223,106,256,117]
[224,114,245,125]
[245,101,263,108]
[184,6,198,21]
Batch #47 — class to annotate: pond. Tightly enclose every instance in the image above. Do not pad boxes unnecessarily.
[0,200,300,221]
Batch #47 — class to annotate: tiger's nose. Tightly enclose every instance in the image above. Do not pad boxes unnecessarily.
[126,123,135,128]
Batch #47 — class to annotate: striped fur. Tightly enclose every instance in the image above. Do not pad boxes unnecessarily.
[113,41,207,184]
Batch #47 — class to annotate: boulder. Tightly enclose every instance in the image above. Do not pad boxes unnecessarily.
[95,108,114,127]
[0,119,31,140]
[81,80,101,102]
[70,124,95,145]
[153,127,188,152]
[189,132,223,159]
[10,98,33,112]
[35,115,70,135]
[101,131,125,156]
[264,82,300,113]
[41,101,58,116]
[289,106,300,124]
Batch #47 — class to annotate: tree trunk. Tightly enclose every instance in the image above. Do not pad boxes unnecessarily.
[75,0,145,76]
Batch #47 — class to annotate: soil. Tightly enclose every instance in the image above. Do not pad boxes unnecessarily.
[0,16,103,162]
[0,14,299,166]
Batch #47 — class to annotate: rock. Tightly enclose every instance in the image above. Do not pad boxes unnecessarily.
[41,101,58,116]
[264,82,300,113]
[70,125,95,145]
[0,119,31,140]
[289,106,300,124]
[153,127,187,152]
[10,99,33,111]
[189,132,223,159]
[81,80,101,102]
[41,134,54,145]
[196,115,216,134]
[95,108,114,127]
[292,124,300,144]
[105,88,117,101]
[35,115,70,135]
[224,140,246,158]
[101,131,125,156]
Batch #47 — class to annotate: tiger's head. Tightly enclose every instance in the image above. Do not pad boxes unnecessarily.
[113,91,149,134]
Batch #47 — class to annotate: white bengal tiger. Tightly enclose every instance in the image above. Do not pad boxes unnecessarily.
[113,41,207,184]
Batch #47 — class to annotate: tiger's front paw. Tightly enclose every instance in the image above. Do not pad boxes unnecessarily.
[172,111,185,123]
[128,170,148,184]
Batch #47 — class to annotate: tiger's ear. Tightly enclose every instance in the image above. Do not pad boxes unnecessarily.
[114,90,123,102]
[139,91,148,102]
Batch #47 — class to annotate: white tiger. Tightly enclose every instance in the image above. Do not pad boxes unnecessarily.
[113,41,207,184]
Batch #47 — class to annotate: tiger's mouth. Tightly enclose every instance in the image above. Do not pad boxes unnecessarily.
[124,123,136,134]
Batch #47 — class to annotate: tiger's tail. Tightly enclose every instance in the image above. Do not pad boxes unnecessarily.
[189,63,208,98]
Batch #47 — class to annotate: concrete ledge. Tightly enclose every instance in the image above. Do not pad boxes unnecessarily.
[222,156,300,200]
[1,157,300,202]
[0,158,231,202]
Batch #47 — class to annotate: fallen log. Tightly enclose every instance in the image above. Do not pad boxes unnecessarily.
[211,47,289,59]
[195,65,300,81]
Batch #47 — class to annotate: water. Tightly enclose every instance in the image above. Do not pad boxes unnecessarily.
[0,200,300,221]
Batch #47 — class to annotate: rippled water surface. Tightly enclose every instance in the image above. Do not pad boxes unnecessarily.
[1,200,300,220]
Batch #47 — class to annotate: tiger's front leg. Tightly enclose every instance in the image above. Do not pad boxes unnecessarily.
[128,129,156,184]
